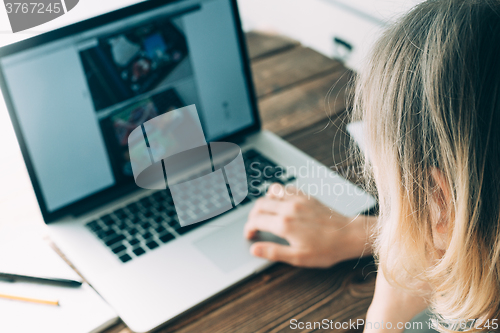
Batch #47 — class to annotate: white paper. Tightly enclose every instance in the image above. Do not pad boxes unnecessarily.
[0,237,118,333]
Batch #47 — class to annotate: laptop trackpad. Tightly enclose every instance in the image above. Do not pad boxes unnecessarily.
[194,218,288,273]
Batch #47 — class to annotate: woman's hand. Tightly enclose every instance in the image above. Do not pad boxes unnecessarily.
[243,183,376,268]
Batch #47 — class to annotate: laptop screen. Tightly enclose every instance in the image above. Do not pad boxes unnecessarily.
[0,0,256,214]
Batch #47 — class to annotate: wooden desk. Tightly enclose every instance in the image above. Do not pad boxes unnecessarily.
[102,31,376,333]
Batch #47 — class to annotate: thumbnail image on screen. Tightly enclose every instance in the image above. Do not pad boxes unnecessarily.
[99,88,187,179]
[80,19,188,111]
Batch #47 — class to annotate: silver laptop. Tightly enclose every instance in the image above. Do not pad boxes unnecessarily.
[0,0,376,331]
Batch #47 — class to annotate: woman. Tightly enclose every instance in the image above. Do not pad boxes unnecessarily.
[244,0,500,332]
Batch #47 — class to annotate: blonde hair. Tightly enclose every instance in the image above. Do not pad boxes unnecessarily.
[352,0,500,330]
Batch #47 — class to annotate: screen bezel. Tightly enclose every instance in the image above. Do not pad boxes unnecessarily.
[0,0,261,223]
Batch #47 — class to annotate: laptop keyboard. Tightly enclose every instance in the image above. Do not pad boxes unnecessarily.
[86,149,296,263]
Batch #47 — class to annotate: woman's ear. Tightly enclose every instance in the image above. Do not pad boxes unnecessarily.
[430,167,451,248]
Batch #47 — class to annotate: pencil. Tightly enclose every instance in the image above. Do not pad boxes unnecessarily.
[0,293,59,306]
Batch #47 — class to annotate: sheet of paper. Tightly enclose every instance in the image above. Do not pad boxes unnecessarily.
[0,237,118,333]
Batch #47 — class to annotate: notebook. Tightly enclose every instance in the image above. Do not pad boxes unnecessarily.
[0,236,118,333]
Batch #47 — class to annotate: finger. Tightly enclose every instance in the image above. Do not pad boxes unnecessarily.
[244,214,288,239]
[252,197,289,215]
[266,183,286,199]
[267,183,305,199]
[282,184,306,197]
[250,242,298,265]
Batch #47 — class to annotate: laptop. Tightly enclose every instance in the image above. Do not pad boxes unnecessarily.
[0,0,376,331]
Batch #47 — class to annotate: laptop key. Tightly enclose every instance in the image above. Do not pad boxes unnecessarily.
[243,149,258,159]
[127,207,139,215]
[133,247,146,256]
[115,209,127,219]
[128,238,140,246]
[139,197,151,205]
[112,245,126,254]
[87,221,100,230]
[168,220,180,228]
[128,228,138,236]
[102,216,114,226]
[97,231,108,240]
[104,229,116,237]
[105,235,125,247]
[146,241,159,250]
[141,201,152,209]
[110,214,122,222]
[153,215,164,223]
[127,202,139,210]
[159,233,175,243]
[119,254,132,263]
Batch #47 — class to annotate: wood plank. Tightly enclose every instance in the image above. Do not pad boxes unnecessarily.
[284,112,352,173]
[259,69,354,137]
[251,47,342,98]
[245,31,300,61]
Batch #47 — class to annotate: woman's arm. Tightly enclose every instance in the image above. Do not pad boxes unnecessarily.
[244,183,377,267]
